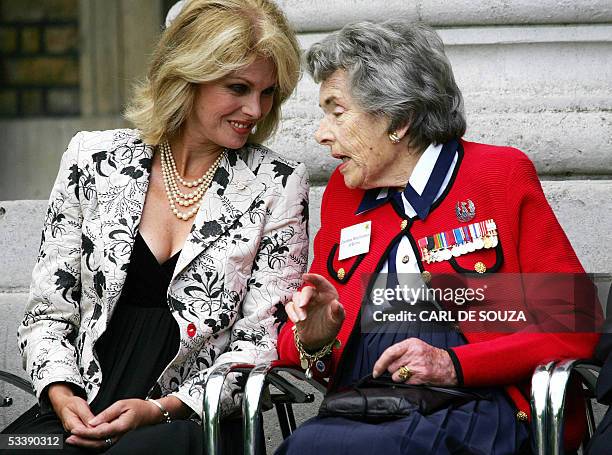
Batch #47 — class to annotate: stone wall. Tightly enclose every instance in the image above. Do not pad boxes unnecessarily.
[0,0,164,120]
[0,1,610,198]
[0,0,79,116]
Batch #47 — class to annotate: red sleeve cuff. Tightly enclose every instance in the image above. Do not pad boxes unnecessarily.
[446,348,464,386]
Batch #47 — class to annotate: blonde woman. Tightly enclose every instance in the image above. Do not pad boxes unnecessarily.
[4,1,307,453]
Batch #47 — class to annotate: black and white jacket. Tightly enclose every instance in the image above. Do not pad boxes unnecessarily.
[18,128,309,418]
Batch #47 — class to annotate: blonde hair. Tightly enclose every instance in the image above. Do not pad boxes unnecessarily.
[125,0,301,145]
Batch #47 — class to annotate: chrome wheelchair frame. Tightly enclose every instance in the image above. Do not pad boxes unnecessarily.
[530,359,601,455]
[202,361,325,455]
[204,358,601,455]
[0,358,602,455]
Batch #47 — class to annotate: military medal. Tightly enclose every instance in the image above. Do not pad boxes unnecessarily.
[483,236,492,249]
[486,219,497,235]
[486,220,498,247]
[417,237,430,263]
[417,218,499,264]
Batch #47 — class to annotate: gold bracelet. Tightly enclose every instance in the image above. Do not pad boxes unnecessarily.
[292,325,341,378]
[146,398,171,424]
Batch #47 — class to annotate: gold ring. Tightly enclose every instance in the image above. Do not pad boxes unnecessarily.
[398,365,412,381]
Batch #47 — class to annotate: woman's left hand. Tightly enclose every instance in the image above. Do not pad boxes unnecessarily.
[372,338,458,386]
[66,399,160,449]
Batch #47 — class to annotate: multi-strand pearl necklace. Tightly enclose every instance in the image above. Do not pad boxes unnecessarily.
[159,140,224,221]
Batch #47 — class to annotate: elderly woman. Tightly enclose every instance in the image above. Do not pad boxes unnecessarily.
[3,0,307,453]
[277,21,598,454]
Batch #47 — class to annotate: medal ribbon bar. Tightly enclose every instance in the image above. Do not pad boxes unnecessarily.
[418,219,498,263]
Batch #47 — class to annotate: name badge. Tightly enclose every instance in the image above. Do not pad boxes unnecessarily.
[338,221,371,260]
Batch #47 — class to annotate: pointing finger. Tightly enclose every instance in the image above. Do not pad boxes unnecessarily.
[303,273,339,298]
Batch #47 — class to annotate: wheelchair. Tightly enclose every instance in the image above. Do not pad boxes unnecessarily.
[205,357,602,454]
[0,358,601,455]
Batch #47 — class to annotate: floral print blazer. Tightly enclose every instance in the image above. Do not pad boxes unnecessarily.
[18,128,309,418]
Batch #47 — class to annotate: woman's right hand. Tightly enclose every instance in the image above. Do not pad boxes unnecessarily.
[48,383,95,434]
[285,273,345,350]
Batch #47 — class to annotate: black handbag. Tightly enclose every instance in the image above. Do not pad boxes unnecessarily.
[318,375,490,422]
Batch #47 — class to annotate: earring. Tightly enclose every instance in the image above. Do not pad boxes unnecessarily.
[388,131,401,144]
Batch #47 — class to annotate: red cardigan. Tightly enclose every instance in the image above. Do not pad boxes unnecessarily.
[278,139,599,449]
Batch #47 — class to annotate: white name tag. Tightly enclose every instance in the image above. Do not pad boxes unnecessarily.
[338,221,371,260]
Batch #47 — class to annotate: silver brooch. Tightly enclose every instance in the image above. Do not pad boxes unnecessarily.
[455,199,476,222]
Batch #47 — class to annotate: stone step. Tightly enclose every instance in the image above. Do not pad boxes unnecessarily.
[280,0,612,31]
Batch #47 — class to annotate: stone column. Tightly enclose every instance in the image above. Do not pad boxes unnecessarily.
[79,0,163,115]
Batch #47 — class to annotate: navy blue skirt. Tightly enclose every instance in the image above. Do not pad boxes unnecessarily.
[276,299,530,455]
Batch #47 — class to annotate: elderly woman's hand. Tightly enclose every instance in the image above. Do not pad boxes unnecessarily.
[285,273,345,350]
[372,338,458,386]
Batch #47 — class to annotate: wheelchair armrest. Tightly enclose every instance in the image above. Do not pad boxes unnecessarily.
[263,360,328,394]
[0,370,34,395]
[203,362,255,455]
[572,361,601,394]
[243,360,327,455]
[548,358,602,455]
[531,361,556,455]
[0,370,34,407]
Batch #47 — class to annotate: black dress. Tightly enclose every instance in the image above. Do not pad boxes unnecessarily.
[1,233,246,454]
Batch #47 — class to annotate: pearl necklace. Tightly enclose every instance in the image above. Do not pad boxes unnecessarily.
[159,140,224,221]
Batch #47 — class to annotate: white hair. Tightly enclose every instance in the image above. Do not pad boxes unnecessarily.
[306,21,466,151]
